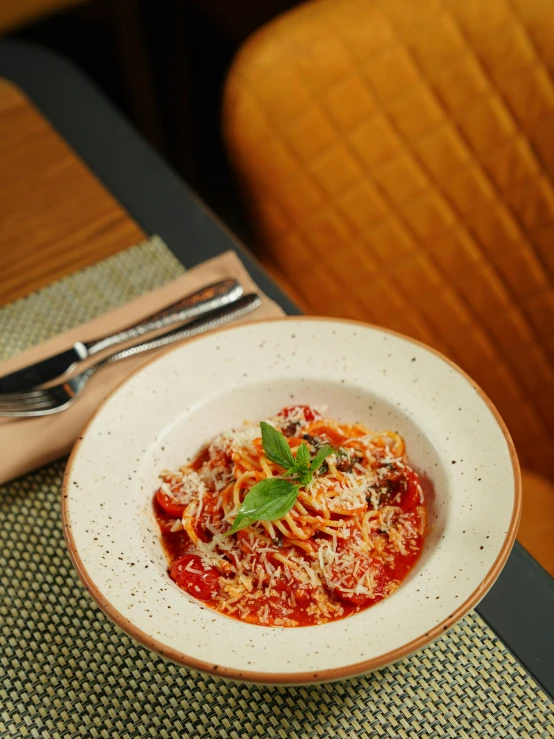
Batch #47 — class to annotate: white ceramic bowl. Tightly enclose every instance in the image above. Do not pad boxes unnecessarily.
[62,318,520,684]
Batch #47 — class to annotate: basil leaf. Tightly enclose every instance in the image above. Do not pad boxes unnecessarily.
[295,469,314,487]
[227,478,298,534]
[310,444,333,473]
[294,442,310,470]
[260,422,295,470]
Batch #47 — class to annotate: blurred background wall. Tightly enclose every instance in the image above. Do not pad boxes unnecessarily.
[4,0,296,242]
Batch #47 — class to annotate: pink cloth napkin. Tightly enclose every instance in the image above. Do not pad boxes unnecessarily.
[0,251,284,484]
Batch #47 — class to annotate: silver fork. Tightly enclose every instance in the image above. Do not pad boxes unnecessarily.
[0,293,261,417]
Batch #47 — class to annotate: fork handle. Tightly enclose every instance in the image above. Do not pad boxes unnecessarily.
[88,293,262,376]
[84,278,243,356]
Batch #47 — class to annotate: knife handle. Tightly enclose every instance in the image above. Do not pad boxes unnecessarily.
[84,278,243,356]
[91,294,262,373]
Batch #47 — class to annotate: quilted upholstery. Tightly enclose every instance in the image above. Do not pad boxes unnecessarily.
[223,0,554,480]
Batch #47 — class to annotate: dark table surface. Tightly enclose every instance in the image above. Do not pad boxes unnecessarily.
[0,40,552,699]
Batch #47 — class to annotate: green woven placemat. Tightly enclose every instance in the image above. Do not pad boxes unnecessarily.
[1,238,553,739]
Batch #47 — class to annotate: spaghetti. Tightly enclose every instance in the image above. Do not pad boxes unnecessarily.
[154,405,427,626]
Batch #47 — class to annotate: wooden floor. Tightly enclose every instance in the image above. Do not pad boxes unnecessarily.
[0,78,552,577]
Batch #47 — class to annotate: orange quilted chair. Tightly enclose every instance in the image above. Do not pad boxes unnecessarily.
[222,0,554,573]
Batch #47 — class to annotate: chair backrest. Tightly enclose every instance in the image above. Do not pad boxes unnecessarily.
[223,0,554,479]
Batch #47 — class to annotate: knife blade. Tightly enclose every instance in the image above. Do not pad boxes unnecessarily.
[0,278,243,393]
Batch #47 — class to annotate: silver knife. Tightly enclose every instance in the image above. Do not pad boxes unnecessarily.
[0,278,243,393]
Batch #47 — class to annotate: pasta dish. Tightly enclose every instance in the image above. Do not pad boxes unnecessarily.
[154,406,427,626]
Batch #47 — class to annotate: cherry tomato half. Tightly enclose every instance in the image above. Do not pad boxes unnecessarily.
[169,554,220,600]
[400,469,422,512]
[155,487,186,518]
[378,466,422,512]
[279,405,318,423]
[332,559,385,606]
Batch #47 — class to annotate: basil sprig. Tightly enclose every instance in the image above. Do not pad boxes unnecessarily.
[227,422,333,534]
[260,421,295,469]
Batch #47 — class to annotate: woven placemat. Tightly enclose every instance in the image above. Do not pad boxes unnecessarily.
[0,238,553,739]
[0,236,184,361]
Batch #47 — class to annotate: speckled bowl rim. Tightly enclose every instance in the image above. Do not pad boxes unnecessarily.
[62,316,521,684]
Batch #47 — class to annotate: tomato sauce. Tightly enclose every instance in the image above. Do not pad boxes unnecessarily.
[154,495,191,561]
[154,473,425,626]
